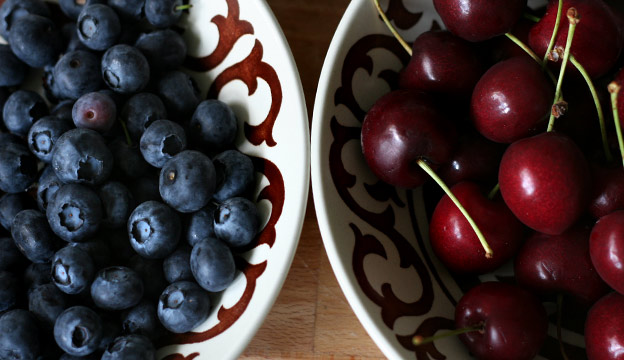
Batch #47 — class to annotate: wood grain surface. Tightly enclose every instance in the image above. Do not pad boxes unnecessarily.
[241,0,387,359]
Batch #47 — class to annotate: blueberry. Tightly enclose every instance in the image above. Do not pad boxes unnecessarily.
[157,281,210,333]
[189,100,238,152]
[54,51,103,100]
[121,92,167,141]
[72,92,117,133]
[127,201,180,259]
[129,255,168,300]
[185,203,217,247]
[28,116,74,163]
[0,236,24,270]
[0,271,18,312]
[46,184,103,242]
[139,119,186,168]
[101,334,155,360]
[24,262,52,291]
[98,314,121,352]
[213,150,254,202]
[157,70,200,119]
[0,192,33,230]
[29,283,68,328]
[37,166,62,212]
[135,29,186,74]
[101,44,150,94]
[52,100,76,123]
[163,244,192,283]
[69,238,112,269]
[90,266,143,311]
[159,150,216,213]
[9,14,63,68]
[214,197,260,248]
[3,90,48,136]
[77,4,121,51]
[12,209,58,263]
[0,142,38,194]
[108,0,145,20]
[98,181,134,229]
[52,246,95,295]
[121,301,164,342]
[190,236,235,292]
[0,44,26,87]
[0,310,40,360]
[0,0,50,38]
[145,0,183,28]
[62,22,89,53]
[59,0,106,20]
[108,138,151,180]
[51,128,114,185]
[54,306,102,356]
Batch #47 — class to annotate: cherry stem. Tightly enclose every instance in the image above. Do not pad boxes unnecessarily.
[119,119,133,146]
[547,8,579,132]
[543,0,563,67]
[504,33,557,84]
[572,55,614,163]
[416,159,494,258]
[372,0,412,55]
[413,323,485,346]
[523,12,541,23]
[609,82,624,167]
[176,4,192,11]
[487,183,500,200]
[557,294,570,360]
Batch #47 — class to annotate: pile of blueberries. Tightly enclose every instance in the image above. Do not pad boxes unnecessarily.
[0,0,261,359]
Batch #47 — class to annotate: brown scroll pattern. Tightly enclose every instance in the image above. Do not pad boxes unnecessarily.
[162,0,286,352]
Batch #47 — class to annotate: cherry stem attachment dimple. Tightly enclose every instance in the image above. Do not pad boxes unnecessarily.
[413,323,485,346]
[504,33,557,84]
[557,294,570,360]
[543,0,563,67]
[372,0,412,55]
[547,8,579,132]
[609,82,624,167]
[573,55,614,163]
[416,159,494,258]
[119,119,133,146]
[176,4,193,11]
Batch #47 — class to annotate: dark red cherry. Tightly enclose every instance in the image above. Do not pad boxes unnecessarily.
[498,132,590,235]
[590,210,624,295]
[455,282,548,360]
[585,292,624,360]
[432,0,527,42]
[361,89,456,188]
[471,56,554,143]
[589,164,624,218]
[528,0,623,79]
[429,181,524,274]
[514,225,610,305]
[398,30,483,97]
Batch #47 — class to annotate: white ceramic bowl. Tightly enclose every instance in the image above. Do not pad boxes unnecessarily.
[311,0,572,359]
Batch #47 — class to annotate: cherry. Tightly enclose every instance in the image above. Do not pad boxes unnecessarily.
[514,225,610,305]
[590,210,624,295]
[429,181,524,274]
[589,163,624,218]
[398,30,483,97]
[360,89,456,188]
[432,0,526,42]
[528,0,623,79]
[438,132,506,187]
[471,56,554,143]
[498,132,590,235]
[455,282,548,360]
[585,292,624,360]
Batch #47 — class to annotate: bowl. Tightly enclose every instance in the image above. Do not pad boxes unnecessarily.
[311,0,576,359]
[5,0,309,358]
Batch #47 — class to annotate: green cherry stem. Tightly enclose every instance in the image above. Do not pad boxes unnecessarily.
[523,12,541,23]
[504,33,557,84]
[543,0,563,67]
[373,0,412,55]
[487,183,500,200]
[609,82,624,167]
[547,8,579,132]
[573,55,614,163]
[417,159,494,258]
[413,323,485,346]
[176,4,193,11]
[557,294,570,360]
[119,119,133,146]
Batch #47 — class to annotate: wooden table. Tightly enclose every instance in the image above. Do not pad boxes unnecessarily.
[241,1,387,359]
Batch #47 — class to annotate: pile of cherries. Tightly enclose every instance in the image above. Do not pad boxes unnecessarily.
[362,0,624,359]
